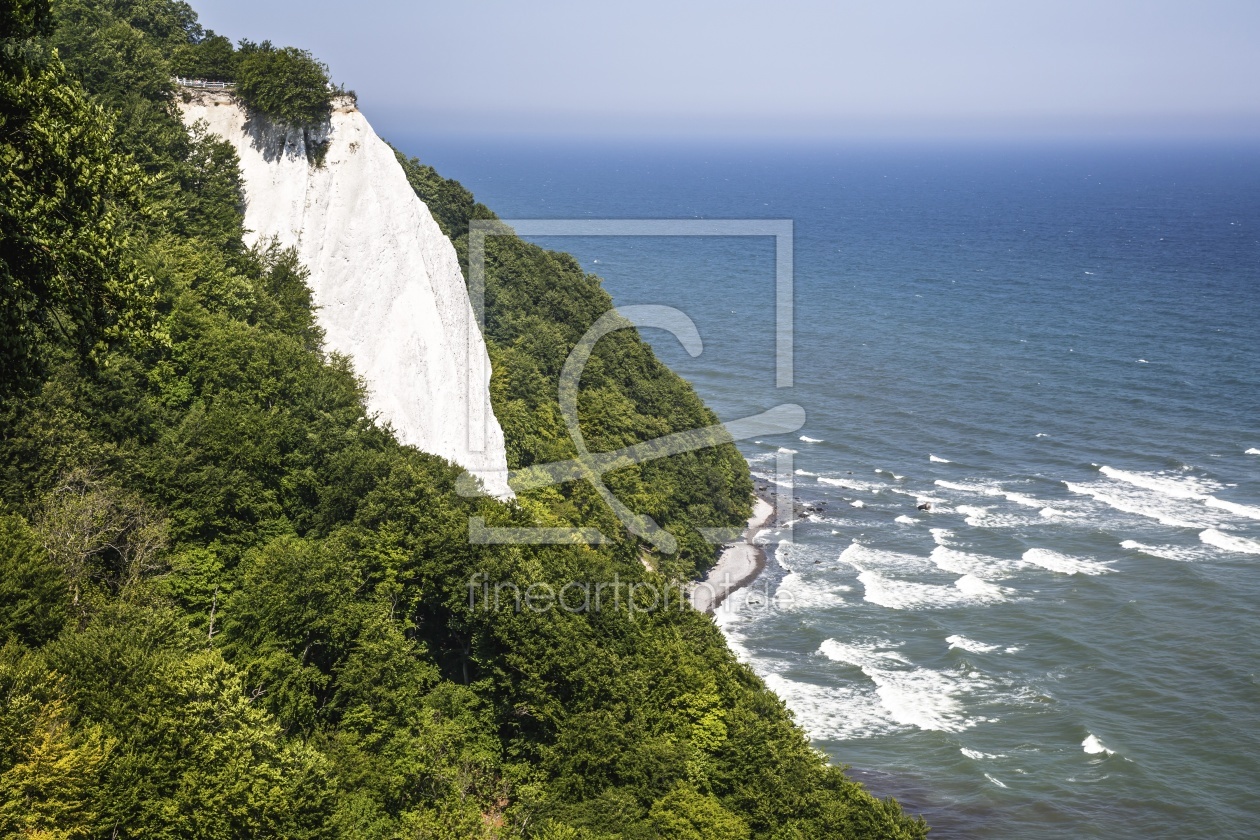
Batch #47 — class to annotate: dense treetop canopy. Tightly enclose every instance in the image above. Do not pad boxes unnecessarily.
[0,0,927,837]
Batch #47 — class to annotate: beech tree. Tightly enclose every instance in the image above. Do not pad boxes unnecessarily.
[0,1,930,836]
[0,0,156,395]
[234,40,332,129]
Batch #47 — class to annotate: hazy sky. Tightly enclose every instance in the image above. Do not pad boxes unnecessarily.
[193,0,1260,138]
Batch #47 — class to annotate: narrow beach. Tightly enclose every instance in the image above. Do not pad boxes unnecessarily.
[691,494,776,613]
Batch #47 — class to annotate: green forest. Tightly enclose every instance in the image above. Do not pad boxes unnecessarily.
[0,0,928,836]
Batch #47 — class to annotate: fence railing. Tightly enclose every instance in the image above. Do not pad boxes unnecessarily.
[173,77,235,90]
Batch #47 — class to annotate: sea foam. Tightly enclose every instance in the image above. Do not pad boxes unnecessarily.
[1099,465,1217,500]
[818,639,990,732]
[819,476,887,493]
[761,672,899,741]
[1204,496,1260,520]
[841,542,936,574]
[857,569,1008,610]
[772,572,851,611]
[1022,548,1113,576]
[1099,466,1260,521]
[955,505,1032,529]
[947,635,1001,654]
[1200,528,1260,555]
[1064,480,1209,529]
[931,545,1026,579]
[1120,540,1208,563]
[1082,733,1114,756]
[934,480,1045,509]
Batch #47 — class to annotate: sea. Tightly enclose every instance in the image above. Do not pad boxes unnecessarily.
[391,131,1260,839]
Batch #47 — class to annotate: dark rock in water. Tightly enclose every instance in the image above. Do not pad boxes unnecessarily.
[917,502,932,511]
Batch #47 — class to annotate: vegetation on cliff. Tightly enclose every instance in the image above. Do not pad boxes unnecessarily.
[0,0,927,837]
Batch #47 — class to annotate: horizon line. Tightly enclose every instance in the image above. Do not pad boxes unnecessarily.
[364,106,1260,144]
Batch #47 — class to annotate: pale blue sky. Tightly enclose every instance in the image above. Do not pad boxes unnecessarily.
[193,0,1260,138]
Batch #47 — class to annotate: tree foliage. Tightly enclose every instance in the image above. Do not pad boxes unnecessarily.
[0,516,68,646]
[0,1,929,837]
[169,30,234,80]
[234,40,331,129]
[394,149,754,579]
[0,5,157,395]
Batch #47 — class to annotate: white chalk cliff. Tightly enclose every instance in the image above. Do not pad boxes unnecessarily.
[179,92,512,499]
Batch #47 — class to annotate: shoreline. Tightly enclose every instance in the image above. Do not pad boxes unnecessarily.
[691,492,776,614]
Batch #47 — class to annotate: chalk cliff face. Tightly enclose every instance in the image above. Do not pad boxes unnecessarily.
[179,92,512,499]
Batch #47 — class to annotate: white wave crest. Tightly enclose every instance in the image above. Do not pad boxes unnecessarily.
[841,543,935,574]
[818,639,990,732]
[1004,491,1046,508]
[1120,540,1208,562]
[1100,465,1260,521]
[1100,465,1217,500]
[957,504,1033,528]
[799,435,824,443]
[772,571,852,611]
[956,574,1010,600]
[956,504,988,526]
[761,672,899,741]
[931,546,1026,579]
[895,515,918,525]
[985,773,1008,788]
[777,446,798,454]
[819,476,886,493]
[934,479,1046,509]
[1022,548,1113,576]
[936,479,991,494]
[946,635,1001,654]
[1200,528,1260,555]
[1204,496,1260,520]
[1082,733,1114,756]
[929,454,951,463]
[1247,448,1260,456]
[1064,481,1209,529]
[961,747,1006,760]
[857,568,1008,610]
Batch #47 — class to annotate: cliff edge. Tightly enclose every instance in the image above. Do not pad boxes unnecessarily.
[179,92,513,499]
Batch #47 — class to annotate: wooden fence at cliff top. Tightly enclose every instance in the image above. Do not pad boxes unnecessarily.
[173,77,235,90]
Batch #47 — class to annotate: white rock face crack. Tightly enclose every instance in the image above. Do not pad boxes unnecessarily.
[180,93,512,499]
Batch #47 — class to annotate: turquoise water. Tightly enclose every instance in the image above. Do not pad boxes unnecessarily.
[395,135,1260,838]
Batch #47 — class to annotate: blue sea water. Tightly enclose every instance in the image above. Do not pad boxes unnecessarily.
[394,133,1260,838]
